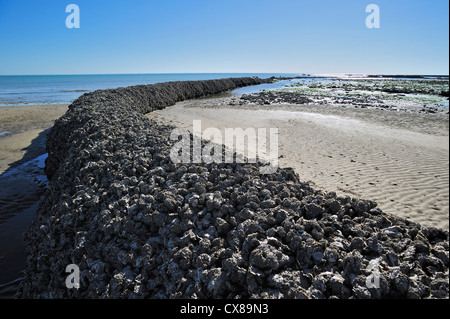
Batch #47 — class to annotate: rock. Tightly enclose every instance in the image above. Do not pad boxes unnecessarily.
[267,271,309,294]
[305,204,324,219]
[390,270,409,295]
[328,274,346,297]
[260,199,276,209]
[350,237,365,252]
[343,251,363,277]
[324,247,339,264]
[328,200,341,214]
[215,218,232,236]
[249,242,289,272]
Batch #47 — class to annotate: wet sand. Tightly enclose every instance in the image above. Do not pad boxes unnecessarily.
[0,104,68,298]
[147,98,449,230]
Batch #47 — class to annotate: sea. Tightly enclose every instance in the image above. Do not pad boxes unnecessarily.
[0,73,319,106]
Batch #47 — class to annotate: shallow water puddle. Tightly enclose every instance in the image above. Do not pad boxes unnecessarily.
[0,154,48,298]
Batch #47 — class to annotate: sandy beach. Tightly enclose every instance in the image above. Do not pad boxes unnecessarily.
[147,96,449,230]
[0,104,69,174]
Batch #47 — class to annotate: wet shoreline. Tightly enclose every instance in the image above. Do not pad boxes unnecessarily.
[0,154,48,298]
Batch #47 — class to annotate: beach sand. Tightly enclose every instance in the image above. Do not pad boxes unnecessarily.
[147,98,449,230]
[0,104,69,174]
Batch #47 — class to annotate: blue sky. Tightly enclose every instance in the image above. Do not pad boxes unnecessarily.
[0,0,448,75]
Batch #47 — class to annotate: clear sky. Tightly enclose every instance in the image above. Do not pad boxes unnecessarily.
[0,0,448,75]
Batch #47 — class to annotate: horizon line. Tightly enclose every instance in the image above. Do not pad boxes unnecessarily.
[0,72,449,77]
[0,72,307,76]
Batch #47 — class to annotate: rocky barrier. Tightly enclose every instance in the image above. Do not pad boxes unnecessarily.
[17,78,449,299]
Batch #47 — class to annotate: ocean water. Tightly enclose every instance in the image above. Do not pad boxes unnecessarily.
[0,73,310,106]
